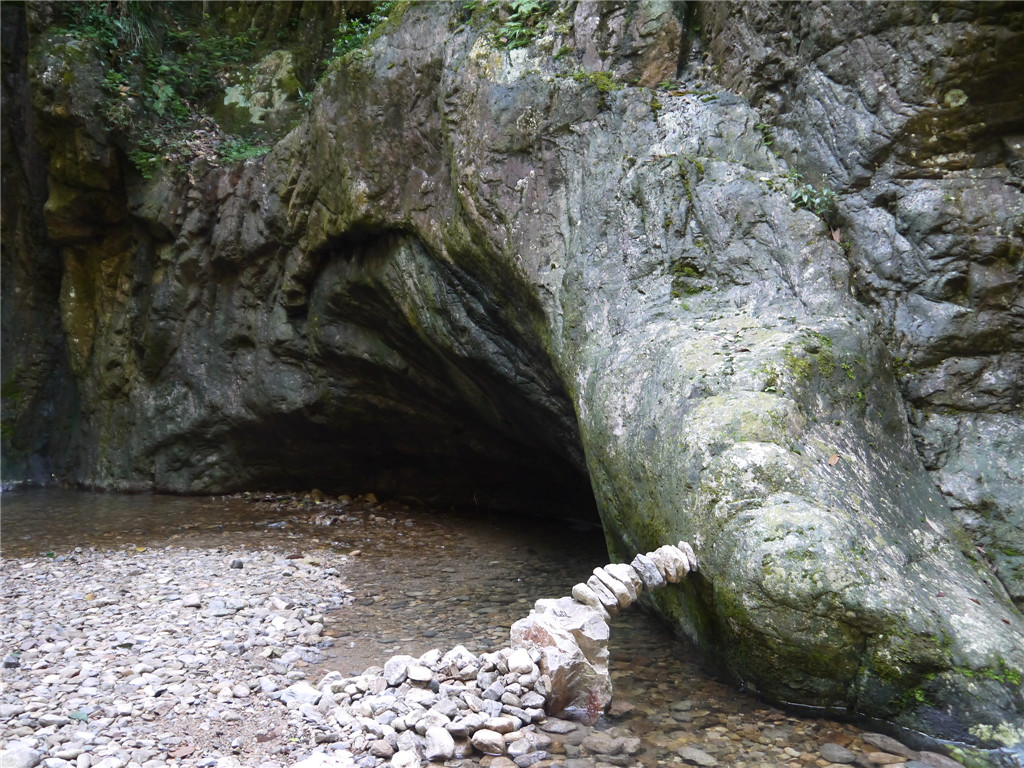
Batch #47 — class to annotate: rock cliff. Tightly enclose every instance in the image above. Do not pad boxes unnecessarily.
[2,2,1022,760]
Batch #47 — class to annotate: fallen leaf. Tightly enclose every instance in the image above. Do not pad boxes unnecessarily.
[831,227,842,243]
[828,454,840,466]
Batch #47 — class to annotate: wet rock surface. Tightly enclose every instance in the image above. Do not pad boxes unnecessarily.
[3,0,1023,749]
[0,491,956,768]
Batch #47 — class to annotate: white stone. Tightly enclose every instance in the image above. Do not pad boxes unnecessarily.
[599,563,638,602]
[484,716,518,734]
[0,746,42,768]
[584,575,620,614]
[291,752,357,768]
[405,664,433,684]
[470,729,505,755]
[511,597,611,721]
[391,750,420,768]
[280,681,322,706]
[677,541,698,572]
[648,546,686,582]
[507,648,533,675]
[418,648,442,666]
[440,645,477,668]
[666,545,691,578]
[592,567,632,607]
[630,553,665,588]
[603,562,643,595]
[415,710,451,734]
[649,546,677,581]
[570,583,609,620]
[384,655,416,687]
[423,727,455,761]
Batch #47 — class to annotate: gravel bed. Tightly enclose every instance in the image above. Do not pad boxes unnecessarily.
[1,544,354,768]
[0,498,963,768]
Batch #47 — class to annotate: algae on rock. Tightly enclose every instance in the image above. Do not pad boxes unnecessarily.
[3,1,1023,759]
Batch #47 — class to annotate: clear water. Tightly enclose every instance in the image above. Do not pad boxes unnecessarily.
[0,489,985,767]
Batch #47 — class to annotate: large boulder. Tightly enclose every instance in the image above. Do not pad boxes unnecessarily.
[511,597,612,722]
[3,1,1022,757]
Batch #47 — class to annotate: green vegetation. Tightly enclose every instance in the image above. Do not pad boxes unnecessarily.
[788,171,838,226]
[761,169,841,229]
[759,361,781,393]
[52,1,276,178]
[667,258,707,298]
[219,138,271,163]
[781,332,836,383]
[677,154,705,205]
[958,661,1023,687]
[332,2,396,57]
[571,69,622,93]
[493,0,552,49]
[54,0,158,51]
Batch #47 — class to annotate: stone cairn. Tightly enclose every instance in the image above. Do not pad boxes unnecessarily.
[299,543,697,768]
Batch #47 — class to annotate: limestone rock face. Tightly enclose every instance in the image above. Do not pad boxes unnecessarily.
[701,1,1024,611]
[3,1,1023,755]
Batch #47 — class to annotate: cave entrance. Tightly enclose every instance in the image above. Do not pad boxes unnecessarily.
[225,230,601,526]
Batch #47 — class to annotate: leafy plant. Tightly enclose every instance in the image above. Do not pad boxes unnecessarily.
[791,182,838,225]
[494,0,551,49]
[52,2,271,179]
[55,1,158,52]
[218,138,271,163]
[755,122,776,152]
[127,147,162,179]
[333,2,395,57]
[667,258,707,298]
[149,80,180,118]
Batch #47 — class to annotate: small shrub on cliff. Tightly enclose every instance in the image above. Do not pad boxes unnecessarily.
[787,171,839,227]
[219,138,270,163]
[791,183,838,223]
[332,2,395,57]
[55,0,158,52]
[494,0,552,49]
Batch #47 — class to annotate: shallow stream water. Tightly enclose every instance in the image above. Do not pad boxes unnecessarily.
[1,489,933,768]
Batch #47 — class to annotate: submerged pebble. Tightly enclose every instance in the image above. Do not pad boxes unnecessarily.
[1,493,944,768]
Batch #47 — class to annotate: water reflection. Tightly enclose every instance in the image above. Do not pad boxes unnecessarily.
[0,490,958,768]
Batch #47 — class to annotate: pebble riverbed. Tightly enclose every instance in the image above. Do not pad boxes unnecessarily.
[1,491,965,768]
